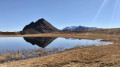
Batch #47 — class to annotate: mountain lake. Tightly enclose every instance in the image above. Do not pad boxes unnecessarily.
[0,37,113,53]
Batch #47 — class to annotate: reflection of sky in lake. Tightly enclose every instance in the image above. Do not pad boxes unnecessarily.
[45,38,113,50]
[0,37,113,52]
[0,37,39,51]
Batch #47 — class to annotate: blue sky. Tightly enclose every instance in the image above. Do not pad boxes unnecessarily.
[0,0,120,31]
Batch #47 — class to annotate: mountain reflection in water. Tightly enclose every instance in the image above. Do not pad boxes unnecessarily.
[0,37,113,51]
[23,37,56,48]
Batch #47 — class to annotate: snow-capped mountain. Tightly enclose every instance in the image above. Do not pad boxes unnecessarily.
[63,26,98,31]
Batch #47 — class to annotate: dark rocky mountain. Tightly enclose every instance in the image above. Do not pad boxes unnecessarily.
[23,37,56,48]
[63,26,98,31]
[21,18,59,34]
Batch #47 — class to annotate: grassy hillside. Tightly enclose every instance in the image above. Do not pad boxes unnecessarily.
[0,28,120,36]
[0,32,20,35]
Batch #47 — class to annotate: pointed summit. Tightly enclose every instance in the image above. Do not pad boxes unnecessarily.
[34,18,53,26]
[36,18,45,22]
[41,18,45,20]
[21,18,59,34]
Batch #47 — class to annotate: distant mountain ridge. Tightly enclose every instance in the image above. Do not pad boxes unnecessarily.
[63,26,98,31]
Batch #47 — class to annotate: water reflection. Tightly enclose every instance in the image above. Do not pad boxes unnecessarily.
[23,37,56,48]
[0,37,113,51]
[0,37,113,63]
[23,37,113,49]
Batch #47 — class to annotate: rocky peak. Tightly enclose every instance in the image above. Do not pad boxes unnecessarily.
[21,18,59,34]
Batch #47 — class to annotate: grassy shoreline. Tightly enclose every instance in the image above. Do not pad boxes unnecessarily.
[0,32,120,67]
[0,48,60,63]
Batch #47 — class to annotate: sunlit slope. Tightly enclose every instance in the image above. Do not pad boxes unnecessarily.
[61,28,120,34]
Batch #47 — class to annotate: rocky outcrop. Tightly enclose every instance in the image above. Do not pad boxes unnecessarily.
[21,18,59,34]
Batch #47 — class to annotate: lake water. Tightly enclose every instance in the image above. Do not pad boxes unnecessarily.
[0,37,113,52]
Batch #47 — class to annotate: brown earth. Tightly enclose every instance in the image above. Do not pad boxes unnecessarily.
[0,29,120,67]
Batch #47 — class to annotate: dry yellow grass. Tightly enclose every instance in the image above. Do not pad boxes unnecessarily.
[1,44,120,67]
[0,48,59,63]
[0,32,120,67]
